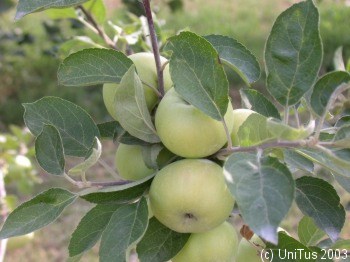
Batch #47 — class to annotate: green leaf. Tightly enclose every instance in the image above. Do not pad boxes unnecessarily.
[68,137,102,175]
[164,31,229,121]
[335,115,350,127]
[141,144,163,170]
[35,125,65,176]
[266,232,317,262]
[69,204,121,257]
[0,188,77,239]
[114,66,160,143]
[237,113,274,146]
[97,121,120,139]
[333,125,350,148]
[310,71,350,116]
[136,217,190,262]
[99,199,148,262]
[296,148,350,192]
[15,0,88,20]
[331,239,350,249]
[240,89,281,119]
[283,149,314,173]
[23,97,100,157]
[224,153,294,243]
[58,49,133,87]
[333,47,346,72]
[58,36,103,59]
[79,174,154,204]
[298,216,326,246]
[265,0,322,106]
[266,118,314,141]
[204,35,260,85]
[295,176,345,242]
[46,0,106,24]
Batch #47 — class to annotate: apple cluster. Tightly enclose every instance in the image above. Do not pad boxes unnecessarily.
[103,52,262,261]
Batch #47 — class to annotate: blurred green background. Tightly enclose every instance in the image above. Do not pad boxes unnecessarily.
[1,0,350,261]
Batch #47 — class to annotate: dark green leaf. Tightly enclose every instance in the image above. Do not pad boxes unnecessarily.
[23,97,99,157]
[114,66,160,143]
[265,0,322,106]
[99,199,148,262]
[295,176,345,242]
[15,0,88,20]
[164,31,229,121]
[97,121,120,139]
[69,204,121,257]
[283,149,314,173]
[240,89,281,119]
[141,144,163,170]
[224,153,294,243]
[137,217,190,262]
[58,49,133,87]
[0,188,77,239]
[310,71,350,116]
[298,216,326,246]
[79,174,154,204]
[35,125,65,176]
[266,232,316,262]
[335,115,350,127]
[204,35,260,85]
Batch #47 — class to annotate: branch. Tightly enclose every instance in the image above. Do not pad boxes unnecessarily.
[76,5,116,50]
[142,0,165,96]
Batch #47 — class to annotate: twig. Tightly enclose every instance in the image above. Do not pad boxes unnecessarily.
[64,173,131,189]
[76,5,116,49]
[142,0,165,96]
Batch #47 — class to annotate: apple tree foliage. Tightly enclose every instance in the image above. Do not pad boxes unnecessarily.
[1,0,350,261]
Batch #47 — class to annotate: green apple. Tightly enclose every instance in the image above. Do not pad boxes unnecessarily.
[149,159,234,233]
[172,221,238,262]
[236,234,265,262]
[103,52,172,120]
[115,143,155,181]
[230,108,256,146]
[7,232,34,251]
[155,88,234,158]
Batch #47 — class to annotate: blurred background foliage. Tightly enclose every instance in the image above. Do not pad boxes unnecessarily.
[0,0,350,260]
[0,0,349,129]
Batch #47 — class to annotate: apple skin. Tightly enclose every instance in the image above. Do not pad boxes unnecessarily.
[230,108,255,146]
[149,159,234,233]
[115,143,155,181]
[103,52,172,120]
[236,234,265,262]
[155,88,234,158]
[172,221,238,262]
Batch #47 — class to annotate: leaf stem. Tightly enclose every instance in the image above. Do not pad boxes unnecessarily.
[64,172,130,188]
[314,83,350,141]
[142,0,165,96]
[77,5,116,50]
[222,118,233,149]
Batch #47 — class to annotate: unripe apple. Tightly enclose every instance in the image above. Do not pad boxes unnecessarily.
[149,159,234,233]
[172,221,238,262]
[236,234,265,262]
[155,88,234,158]
[115,143,155,181]
[230,108,255,146]
[103,52,173,120]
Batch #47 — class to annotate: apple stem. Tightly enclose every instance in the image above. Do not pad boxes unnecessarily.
[142,0,165,97]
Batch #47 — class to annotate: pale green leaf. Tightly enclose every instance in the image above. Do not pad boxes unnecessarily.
[114,65,160,143]
[265,0,322,106]
[204,35,260,85]
[266,118,314,141]
[164,31,229,121]
[224,153,294,244]
[333,125,350,148]
[0,188,77,239]
[298,216,326,246]
[35,125,65,176]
